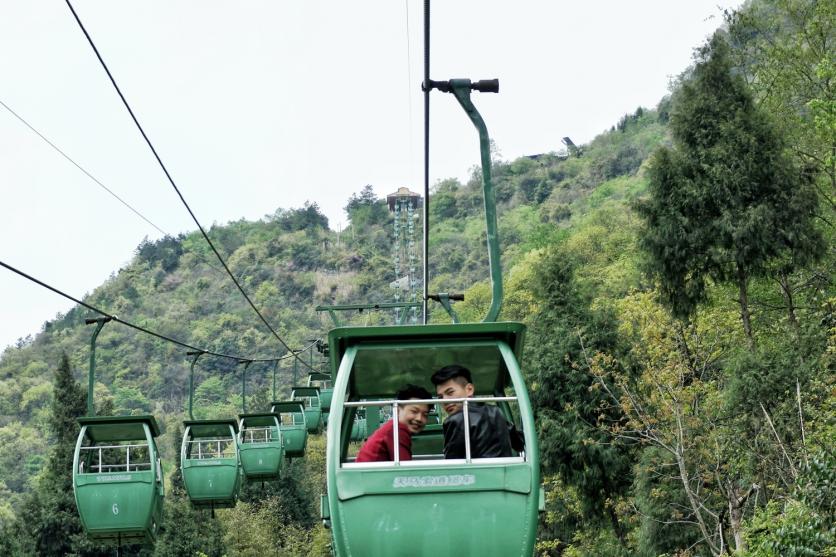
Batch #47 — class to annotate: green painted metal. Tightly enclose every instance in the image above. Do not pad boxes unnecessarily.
[447,80,503,323]
[85,317,111,416]
[291,386,322,433]
[316,303,423,327]
[270,401,308,458]
[365,405,382,436]
[324,324,539,557]
[239,360,252,414]
[186,351,205,421]
[410,408,443,457]
[181,419,241,509]
[238,413,284,480]
[308,372,333,412]
[272,360,279,402]
[326,323,525,399]
[349,409,367,442]
[73,415,164,543]
[435,293,461,323]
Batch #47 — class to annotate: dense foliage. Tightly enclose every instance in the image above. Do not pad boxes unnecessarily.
[0,1,833,554]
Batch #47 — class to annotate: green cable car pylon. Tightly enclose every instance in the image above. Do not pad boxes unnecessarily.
[73,317,165,545]
[180,352,241,511]
[238,360,285,481]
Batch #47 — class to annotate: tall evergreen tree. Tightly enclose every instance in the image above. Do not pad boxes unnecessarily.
[526,246,633,545]
[153,425,225,557]
[636,33,823,344]
[7,353,111,556]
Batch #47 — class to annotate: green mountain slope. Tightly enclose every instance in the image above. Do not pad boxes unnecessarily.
[1,1,833,553]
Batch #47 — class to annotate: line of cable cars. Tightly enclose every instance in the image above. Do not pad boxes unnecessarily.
[72,371,327,543]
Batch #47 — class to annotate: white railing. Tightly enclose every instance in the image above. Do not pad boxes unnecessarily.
[184,438,237,459]
[78,443,151,473]
[344,396,519,464]
[280,414,304,426]
[240,427,277,444]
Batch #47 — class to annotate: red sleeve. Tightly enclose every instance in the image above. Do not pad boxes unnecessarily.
[356,420,412,462]
[378,421,412,462]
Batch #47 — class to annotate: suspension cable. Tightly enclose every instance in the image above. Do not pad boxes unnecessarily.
[1,98,228,276]
[421,0,431,324]
[0,258,316,364]
[64,0,314,371]
[0,98,166,237]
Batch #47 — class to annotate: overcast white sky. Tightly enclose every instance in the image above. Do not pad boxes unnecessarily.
[0,0,742,352]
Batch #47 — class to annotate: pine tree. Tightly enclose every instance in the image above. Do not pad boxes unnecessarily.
[636,33,823,345]
[153,425,225,557]
[7,353,111,556]
[526,246,633,544]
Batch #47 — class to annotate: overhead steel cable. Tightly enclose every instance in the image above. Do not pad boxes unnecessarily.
[64,0,314,371]
[0,98,226,276]
[404,0,415,182]
[421,0,431,324]
[0,98,166,237]
[0,258,311,364]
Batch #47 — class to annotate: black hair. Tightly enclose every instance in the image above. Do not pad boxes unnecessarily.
[396,383,432,401]
[430,364,473,386]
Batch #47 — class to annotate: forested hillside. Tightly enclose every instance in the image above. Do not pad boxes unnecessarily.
[1,1,833,555]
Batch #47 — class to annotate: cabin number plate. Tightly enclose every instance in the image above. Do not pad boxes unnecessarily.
[392,474,475,488]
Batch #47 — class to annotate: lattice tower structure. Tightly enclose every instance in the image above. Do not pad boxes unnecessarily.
[387,187,422,324]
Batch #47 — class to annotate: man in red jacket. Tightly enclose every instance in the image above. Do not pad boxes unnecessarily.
[355,384,432,463]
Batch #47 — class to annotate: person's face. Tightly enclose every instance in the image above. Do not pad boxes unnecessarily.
[435,378,474,415]
[398,401,430,434]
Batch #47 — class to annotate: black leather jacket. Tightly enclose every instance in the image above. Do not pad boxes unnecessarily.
[442,403,525,459]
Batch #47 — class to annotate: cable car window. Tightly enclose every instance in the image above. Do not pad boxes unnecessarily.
[78,439,152,473]
[183,437,237,459]
[338,341,526,467]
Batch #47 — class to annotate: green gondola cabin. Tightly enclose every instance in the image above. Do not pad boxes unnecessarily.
[181,419,241,509]
[307,372,334,412]
[238,412,285,480]
[73,415,165,544]
[270,400,309,458]
[291,386,323,433]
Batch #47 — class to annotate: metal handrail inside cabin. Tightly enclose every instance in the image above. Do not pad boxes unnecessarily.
[78,442,152,473]
[343,395,519,465]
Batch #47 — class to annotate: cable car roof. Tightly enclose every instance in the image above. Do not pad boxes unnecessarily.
[270,401,306,413]
[328,322,526,399]
[77,414,161,442]
[291,386,321,396]
[183,418,240,435]
[238,412,281,426]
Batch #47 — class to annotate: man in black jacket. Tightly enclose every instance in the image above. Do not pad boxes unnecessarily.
[430,364,524,459]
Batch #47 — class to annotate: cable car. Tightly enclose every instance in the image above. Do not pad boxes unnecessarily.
[323,323,540,556]
[238,412,284,480]
[73,415,165,544]
[308,372,333,410]
[308,371,333,424]
[349,408,367,442]
[73,318,166,544]
[291,386,323,433]
[181,419,241,509]
[270,400,308,458]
